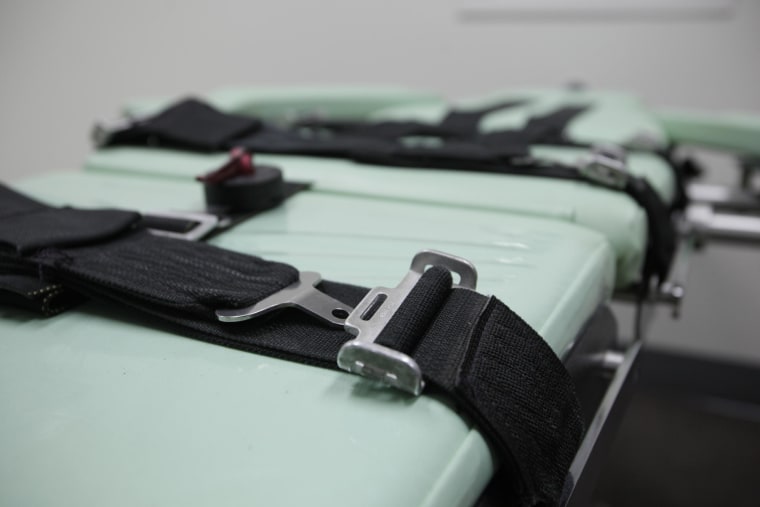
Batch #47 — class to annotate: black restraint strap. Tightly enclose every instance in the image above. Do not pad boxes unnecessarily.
[292,104,587,149]
[95,100,590,166]
[0,273,84,316]
[627,177,677,284]
[105,99,261,152]
[0,184,583,506]
[438,99,528,134]
[522,105,590,144]
[293,99,527,139]
[100,99,686,209]
[296,102,689,213]
[469,105,589,150]
[98,100,675,281]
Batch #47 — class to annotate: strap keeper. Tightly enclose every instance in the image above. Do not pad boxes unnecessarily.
[337,250,478,395]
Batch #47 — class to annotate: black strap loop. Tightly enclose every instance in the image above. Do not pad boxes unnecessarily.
[96,99,676,285]
[0,273,85,316]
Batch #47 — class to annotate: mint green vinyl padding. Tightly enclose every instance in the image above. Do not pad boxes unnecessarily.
[123,86,445,122]
[376,87,669,150]
[655,109,760,158]
[123,85,674,201]
[1,171,614,507]
[85,86,680,287]
[373,87,674,201]
[86,148,648,287]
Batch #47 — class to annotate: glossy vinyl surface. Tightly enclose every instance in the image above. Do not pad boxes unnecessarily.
[656,108,760,158]
[1,171,614,507]
[85,148,647,287]
[123,85,445,122]
[87,86,679,287]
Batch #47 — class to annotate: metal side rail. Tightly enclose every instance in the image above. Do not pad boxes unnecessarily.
[563,340,641,507]
[686,161,760,243]
[687,202,760,243]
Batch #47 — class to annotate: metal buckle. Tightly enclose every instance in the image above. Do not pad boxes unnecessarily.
[214,249,478,396]
[337,250,478,395]
[578,144,630,189]
[144,211,220,242]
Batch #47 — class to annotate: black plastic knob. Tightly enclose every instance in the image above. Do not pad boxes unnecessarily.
[203,164,285,213]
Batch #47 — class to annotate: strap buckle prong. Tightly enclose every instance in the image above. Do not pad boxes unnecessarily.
[215,271,352,327]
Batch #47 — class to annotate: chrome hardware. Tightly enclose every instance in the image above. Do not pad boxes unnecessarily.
[144,211,220,242]
[578,144,630,189]
[216,271,352,327]
[215,249,479,396]
[687,203,760,243]
[337,250,478,396]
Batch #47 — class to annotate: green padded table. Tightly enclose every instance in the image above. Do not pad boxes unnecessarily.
[124,85,445,122]
[655,108,760,158]
[89,86,678,288]
[1,170,614,507]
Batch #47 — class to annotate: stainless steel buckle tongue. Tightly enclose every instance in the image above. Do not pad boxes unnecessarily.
[215,271,352,327]
[338,250,478,396]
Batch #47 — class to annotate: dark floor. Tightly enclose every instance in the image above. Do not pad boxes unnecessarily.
[591,366,760,507]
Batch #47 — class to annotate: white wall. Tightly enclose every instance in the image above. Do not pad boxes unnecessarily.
[0,0,758,361]
[1,0,759,180]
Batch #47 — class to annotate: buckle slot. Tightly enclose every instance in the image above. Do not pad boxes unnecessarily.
[214,249,478,396]
[144,211,220,241]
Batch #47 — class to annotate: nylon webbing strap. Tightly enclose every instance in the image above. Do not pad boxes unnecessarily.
[438,99,528,134]
[292,99,527,138]
[96,100,676,282]
[102,98,534,161]
[96,99,675,282]
[523,105,590,144]
[98,99,685,210]
[0,184,583,506]
[0,273,84,316]
[104,100,261,151]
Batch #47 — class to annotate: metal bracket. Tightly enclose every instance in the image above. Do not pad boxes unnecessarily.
[214,249,479,396]
[337,249,478,395]
[687,203,760,243]
[144,211,220,242]
[215,271,352,327]
[578,144,630,189]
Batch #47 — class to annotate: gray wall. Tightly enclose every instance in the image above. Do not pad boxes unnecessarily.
[1,0,759,181]
[0,0,758,361]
